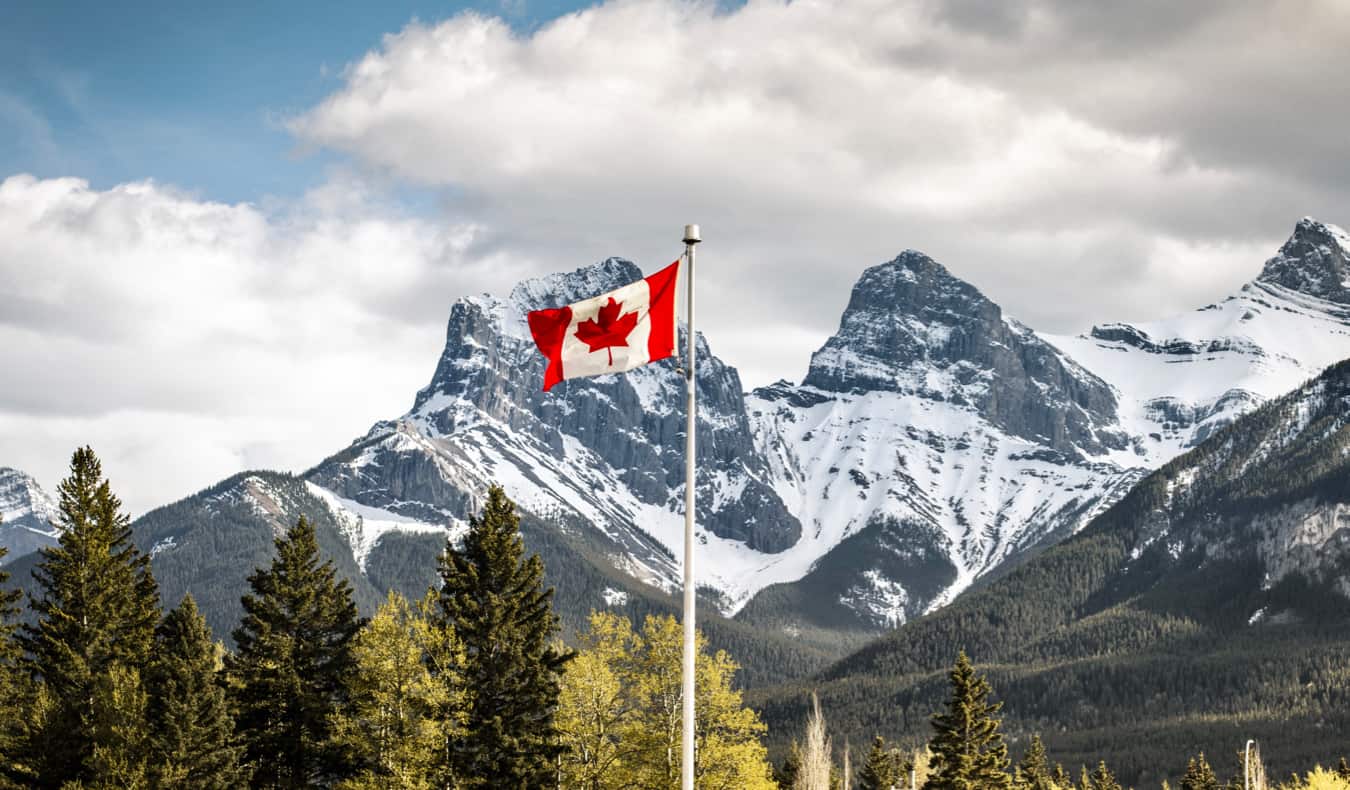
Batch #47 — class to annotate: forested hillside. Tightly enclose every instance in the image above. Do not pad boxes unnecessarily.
[753,358,1350,786]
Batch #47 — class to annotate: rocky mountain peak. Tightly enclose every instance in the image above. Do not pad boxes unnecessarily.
[1256,217,1350,302]
[508,257,645,312]
[0,467,60,562]
[800,251,1124,455]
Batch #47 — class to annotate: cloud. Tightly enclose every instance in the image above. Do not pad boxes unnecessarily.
[289,0,1350,389]
[0,173,534,513]
[8,0,1350,514]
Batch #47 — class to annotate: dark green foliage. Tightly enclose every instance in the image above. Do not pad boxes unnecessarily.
[432,485,570,788]
[774,740,803,789]
[1088,761,1122,790]
[0,538,27,786]
[1016,735,1053,790]
[147,595,245,788]
[858,735,904,790]
[227,515,363,788]
[1180,753,1219,790]
[925,651,1011,790]
[134,471,383,643]
[754,362,1350,784]
[18,447,160,788]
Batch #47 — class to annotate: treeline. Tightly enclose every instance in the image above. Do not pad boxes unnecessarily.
[0,447,777,788]
[3,446,1349,789]
[776,651,1350,790]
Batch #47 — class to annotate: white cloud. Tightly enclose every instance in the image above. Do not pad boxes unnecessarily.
[7,0,1350,514]
[290,0,1349,386]
[0,173,532,513]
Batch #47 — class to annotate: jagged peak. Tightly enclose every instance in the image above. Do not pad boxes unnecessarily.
[507,257,644,312]
[1256,217,1350,302]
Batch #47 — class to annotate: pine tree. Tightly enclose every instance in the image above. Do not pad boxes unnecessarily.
[858,736,903,790]
[0,535,31,787]
[925,651,1011,790]
[1051,764,1071,789]
[146,595,244,789]
[331,590,459,790]
[1088,761,1121,790]
[227,515,362,788]
[1016,736,1053,790]
[775,741,803,789]
[1180,754,1220,790]
[430,485,570,788]
[18,447,160,788]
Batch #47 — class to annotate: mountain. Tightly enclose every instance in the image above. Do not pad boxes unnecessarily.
[751,356,1350,785]
[0,467,59,562]
[8,218,1348,682]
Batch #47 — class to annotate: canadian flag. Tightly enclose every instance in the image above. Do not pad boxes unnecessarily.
[527,260,681,391]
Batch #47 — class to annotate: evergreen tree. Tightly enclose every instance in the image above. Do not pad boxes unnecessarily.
[925,651,1011,790]
[1016,736,1053,790]
[18,447,160,788]
[1088,761,1121,790]
[87,664,150,788]
[858,736,903,790]
[227,515,362,788]
[775,741,803,790]
[1180,753,1220,790]
[146,595,244,789]
[331,590,459,790]
[0,535,30,788]
[431,486,570,788]
[1051,764,1071,788]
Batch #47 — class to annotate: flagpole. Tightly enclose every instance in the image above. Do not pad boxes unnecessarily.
[681,223,701,790]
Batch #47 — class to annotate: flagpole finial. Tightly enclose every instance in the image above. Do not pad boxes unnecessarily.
[683,224,701,245]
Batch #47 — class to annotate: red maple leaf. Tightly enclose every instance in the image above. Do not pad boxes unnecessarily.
[574,297,640,366]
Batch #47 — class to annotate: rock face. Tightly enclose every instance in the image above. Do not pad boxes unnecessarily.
[1256,217,1350,303]
[803,252,1127,455]
[0,467,59,562]
[306,257,802,609]
[70,217,1350,645]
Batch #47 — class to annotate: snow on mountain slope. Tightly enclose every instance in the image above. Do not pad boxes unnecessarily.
[1043,218,1350,466]
[304,257,805,611]
[0,467,60,562]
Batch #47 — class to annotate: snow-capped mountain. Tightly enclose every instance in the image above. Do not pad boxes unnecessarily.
[0,467,60,562]
[81,217,1350,649]
[304,257,803,610]
[1045,218,1350,464]
[741,218,1350,630]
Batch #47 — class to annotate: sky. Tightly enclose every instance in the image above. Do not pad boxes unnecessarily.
[3,0,1350,514]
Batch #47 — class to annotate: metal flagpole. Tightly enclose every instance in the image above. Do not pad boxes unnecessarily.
[681,223,701,790]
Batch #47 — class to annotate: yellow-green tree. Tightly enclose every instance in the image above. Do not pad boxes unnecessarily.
[557,612,775,790]
[331,591,462,790]
[555,612,638,789]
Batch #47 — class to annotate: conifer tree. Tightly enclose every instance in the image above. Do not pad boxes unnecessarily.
[19,447,160,788]
[925,651,1011,790]
[1051,764,1071,789]
[1088,761,1121,790]
[146,595,244,789]
[331,590,459,790]
[430,485,569,788]
[775,741,803,789]
[227,515,362,788]
[0,536,29,786]
[1016,736,1054,790]
[1180,754,1220,790]
[858,736,903,790]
